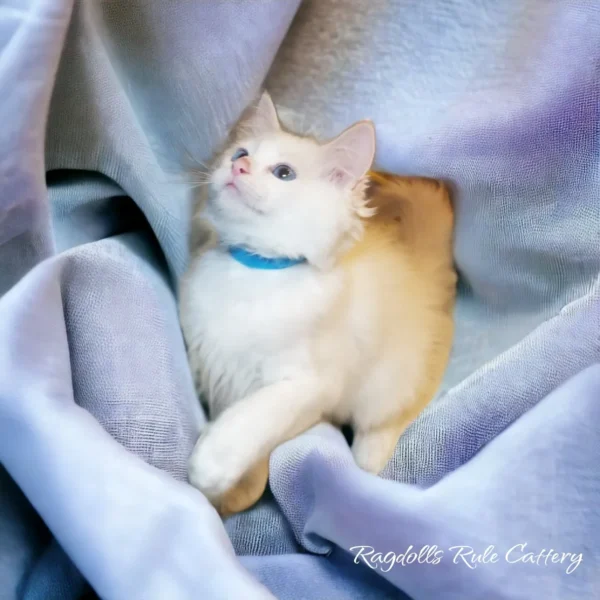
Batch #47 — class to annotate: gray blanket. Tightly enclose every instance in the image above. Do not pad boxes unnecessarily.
[1,1,599,599]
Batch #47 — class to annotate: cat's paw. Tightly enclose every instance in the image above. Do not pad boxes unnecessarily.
[352,427,397,474]
[187,430,241,506]
[218,458,269,517]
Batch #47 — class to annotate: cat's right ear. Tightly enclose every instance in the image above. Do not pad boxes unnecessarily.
[241,91,280,136]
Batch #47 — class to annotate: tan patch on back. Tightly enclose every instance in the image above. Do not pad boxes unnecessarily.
[365,171,454,258]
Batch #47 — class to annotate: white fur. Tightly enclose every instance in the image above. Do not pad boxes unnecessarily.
[202,93,375,270]
[180,93,450,509]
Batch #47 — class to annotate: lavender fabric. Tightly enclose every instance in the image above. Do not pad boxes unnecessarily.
[1,1,599,599]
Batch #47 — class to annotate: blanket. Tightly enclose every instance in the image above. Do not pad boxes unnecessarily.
[1,1,599,599]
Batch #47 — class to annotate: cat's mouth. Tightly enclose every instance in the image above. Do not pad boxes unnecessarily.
[222,181,264,215]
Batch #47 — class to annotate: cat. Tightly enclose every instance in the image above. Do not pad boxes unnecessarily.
[179,91,456,516]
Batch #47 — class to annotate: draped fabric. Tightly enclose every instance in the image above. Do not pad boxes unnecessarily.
[1,1,598,598]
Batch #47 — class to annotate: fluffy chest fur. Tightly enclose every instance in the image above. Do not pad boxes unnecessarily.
[179,249,344,417]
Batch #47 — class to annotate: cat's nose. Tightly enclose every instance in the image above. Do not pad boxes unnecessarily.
[232,156,251,176]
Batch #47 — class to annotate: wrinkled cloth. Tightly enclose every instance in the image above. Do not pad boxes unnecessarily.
[1,1,599,599]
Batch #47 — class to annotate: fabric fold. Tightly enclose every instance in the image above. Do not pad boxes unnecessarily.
[1,1,599,599]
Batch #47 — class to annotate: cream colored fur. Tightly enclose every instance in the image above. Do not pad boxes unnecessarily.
[179,93,456,516]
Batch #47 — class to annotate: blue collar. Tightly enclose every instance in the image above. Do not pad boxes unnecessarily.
[228,246,306,270]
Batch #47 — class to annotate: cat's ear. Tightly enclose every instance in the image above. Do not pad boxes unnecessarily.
[321,120,376,188]
[242,91,280,136]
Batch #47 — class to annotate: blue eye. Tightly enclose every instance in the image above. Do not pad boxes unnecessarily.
[231,148,248,161]
[272,164,296,181]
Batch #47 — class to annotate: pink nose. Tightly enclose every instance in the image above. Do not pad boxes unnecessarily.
[232,156,251,176]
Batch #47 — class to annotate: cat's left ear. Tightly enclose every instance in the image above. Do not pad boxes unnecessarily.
[321,120,376,188]
[242,91,280,136]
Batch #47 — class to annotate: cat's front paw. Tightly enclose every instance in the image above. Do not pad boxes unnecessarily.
[188,430,240,506]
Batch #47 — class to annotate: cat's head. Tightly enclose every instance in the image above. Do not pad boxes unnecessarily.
[204,92,376,269]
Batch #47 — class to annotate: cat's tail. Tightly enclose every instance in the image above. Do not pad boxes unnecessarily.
[366,170,455,258]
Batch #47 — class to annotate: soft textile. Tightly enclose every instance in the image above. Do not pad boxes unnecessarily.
[0,1,599,599]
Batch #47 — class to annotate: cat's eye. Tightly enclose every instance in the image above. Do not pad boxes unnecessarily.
[231,148,248,161]
[272,164,296,181]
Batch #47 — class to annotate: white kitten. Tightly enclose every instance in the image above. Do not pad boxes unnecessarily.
[179,92,456,516]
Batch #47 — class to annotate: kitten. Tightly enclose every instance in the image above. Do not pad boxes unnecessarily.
[179,92,456,516]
